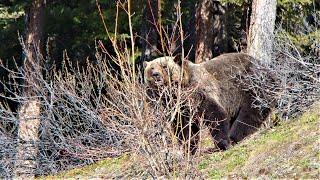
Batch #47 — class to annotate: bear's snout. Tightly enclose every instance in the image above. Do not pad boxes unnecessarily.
[152,72,161,78]
[151,71,163,84]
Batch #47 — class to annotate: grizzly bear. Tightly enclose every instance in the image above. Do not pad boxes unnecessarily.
[143,53,271,153]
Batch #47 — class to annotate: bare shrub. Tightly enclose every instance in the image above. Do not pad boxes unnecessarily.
[239,18,320,120]
[0,51,124,177]
[0,49,202,178]
[0,2,203,179]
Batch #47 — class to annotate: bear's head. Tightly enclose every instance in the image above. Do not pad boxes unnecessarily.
[143,56,190,88]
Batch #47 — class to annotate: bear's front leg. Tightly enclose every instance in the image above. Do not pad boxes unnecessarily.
[200,97,231,150]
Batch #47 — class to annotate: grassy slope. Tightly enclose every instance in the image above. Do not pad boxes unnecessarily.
[199,105,320,179]
[41,104,320,179]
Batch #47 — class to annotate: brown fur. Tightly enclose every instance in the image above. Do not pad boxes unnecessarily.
[144,53,271,153]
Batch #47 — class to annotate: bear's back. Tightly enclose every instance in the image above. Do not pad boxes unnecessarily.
[192,53,255,117]
[202,53,254,81]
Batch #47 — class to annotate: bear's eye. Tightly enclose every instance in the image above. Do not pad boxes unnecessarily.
[162,65,167,69]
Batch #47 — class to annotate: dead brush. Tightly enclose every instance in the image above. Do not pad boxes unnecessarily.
[97,52,204,178]
[0,0,205,178]
[0,46,205,178]
[237,22,320,122]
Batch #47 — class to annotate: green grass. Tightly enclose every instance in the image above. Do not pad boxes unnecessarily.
[40,103,320,179]
[199,103,320,179]
[39,154,129,179]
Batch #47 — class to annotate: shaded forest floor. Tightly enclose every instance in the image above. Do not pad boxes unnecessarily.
[41,103,320,179]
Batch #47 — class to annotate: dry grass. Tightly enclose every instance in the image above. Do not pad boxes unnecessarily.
[199,102,320,179]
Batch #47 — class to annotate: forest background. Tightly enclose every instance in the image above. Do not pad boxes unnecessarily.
[1,0,319,67]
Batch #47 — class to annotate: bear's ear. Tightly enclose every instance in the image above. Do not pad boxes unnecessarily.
[143,61,149,68]
[182,60,189,67]
[173,54,183,66]
[182,60,195,71]
[173,54,192,66]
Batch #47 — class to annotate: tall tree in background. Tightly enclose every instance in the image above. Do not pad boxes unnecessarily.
[211,1,227,57]
[248,0,277,64]
[140,0,159,61]
[14,0,45,178]
[195,0,214,63]
[194,0,227,63]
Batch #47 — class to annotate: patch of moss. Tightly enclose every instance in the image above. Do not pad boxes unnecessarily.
[198,159,210,170]
[201,145,250,178]
[39,154,129,179]
[263,129,289,142]
[297,158,311,169]
[208,169,224,179]
[225,149,248,171]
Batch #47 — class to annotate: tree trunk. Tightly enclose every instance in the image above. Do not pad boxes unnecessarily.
[140,0,159,61]
[247,0,277,64]
[14,0,45,178]
[195,0,214,63]
[212,1,227,57]
[187,1,227,62]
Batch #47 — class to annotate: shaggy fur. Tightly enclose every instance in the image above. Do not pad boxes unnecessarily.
[144,53,271,153]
